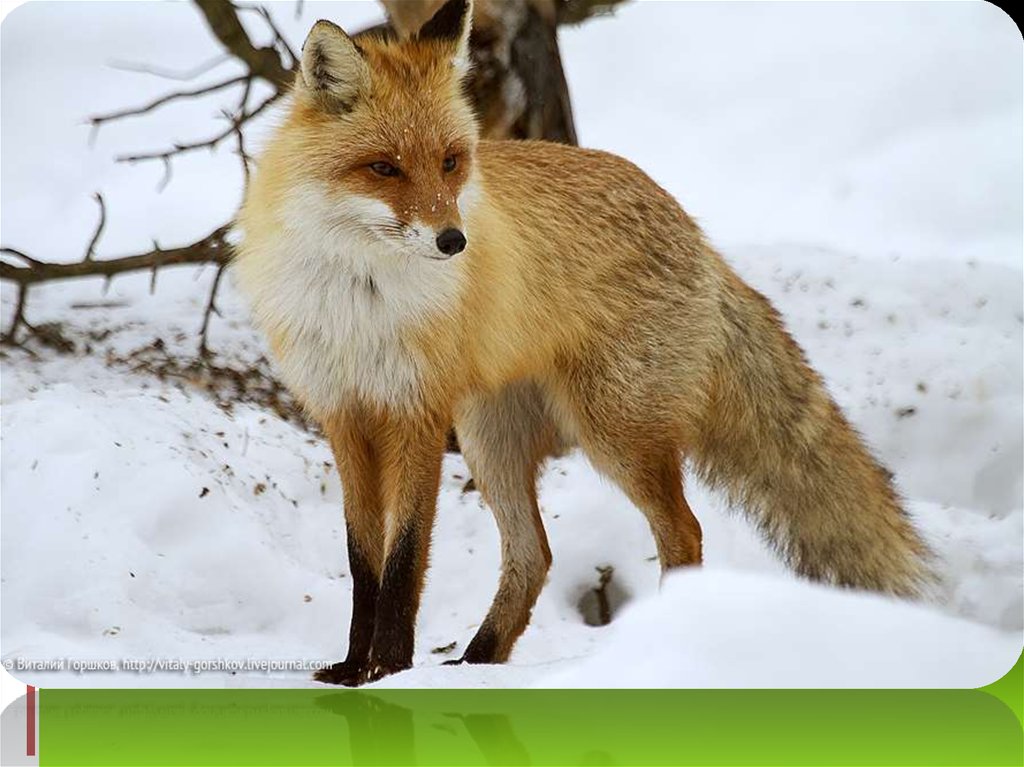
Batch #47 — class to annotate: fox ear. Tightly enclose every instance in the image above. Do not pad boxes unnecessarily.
[417,0,472,76]
[301,20,369,112]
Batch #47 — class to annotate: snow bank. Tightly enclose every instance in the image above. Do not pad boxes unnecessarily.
[538,569,1022,689]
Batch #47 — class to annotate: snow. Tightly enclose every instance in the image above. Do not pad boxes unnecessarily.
[540,569,1022,689]
[1,2,1021,689]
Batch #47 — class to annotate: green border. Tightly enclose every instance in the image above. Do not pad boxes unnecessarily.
[982,651,1023,725]
[36,655,1023,766]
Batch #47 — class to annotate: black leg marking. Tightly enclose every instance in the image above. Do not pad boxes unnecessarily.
[454,625,500,665]
[363,522,422,682]
[313,525,379,686]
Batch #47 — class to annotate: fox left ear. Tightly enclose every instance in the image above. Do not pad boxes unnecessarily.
[417,0,473,77]
[301,20,370,112]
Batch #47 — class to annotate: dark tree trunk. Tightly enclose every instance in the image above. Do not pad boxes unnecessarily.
[382,0,578,144]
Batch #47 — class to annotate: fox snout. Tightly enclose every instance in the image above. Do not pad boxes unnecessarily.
[435,228,467,257]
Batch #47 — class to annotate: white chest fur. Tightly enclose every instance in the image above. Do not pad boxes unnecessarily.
[235,188,464,414]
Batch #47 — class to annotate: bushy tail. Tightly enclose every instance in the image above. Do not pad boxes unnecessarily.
[692,275,934,596]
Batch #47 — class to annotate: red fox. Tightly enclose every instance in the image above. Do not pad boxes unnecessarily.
[235,0,933,685]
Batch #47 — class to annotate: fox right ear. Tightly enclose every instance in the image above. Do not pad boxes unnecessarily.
[417,0,472,77]
[301,20,369,112]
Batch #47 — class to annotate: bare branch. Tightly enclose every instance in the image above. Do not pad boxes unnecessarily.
[2,219,231,348]
[233,77,255,191]
[1,225,232,290]
[83,193,107,262]
[158,157,173,192]
[556,0,630,25]
[193,0,293,89]
[236,4,298,68]
[89,75,249,129]
[2,282,31,347]
[115,91,281,174]
[198,263,228,357]
[108,53,232,82]
[1,247,44,268]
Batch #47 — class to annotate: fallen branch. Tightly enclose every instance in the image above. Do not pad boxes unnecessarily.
[1,226,231,288]
[1,223,232,350]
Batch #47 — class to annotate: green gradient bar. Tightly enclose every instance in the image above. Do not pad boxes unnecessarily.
[39,656,1022,766]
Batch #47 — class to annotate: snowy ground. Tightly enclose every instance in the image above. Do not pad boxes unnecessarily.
[1,2,1021,689]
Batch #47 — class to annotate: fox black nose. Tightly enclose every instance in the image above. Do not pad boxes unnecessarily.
[435,228,467,256]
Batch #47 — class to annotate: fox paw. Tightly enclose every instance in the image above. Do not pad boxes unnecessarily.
[313,660,365,686]
[442,654,497,667]
[361,659,412,684]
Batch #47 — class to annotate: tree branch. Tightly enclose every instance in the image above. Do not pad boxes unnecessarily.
[89,75,249,130]
[108,53,232,82]
[1,226,231,289]
[115,91,281,189]
[2,219,233,352]
[83,193,107,262]
[556,0,630,25]
[198,263,228,358]
[193,0,293,89]
[236,4,299,68]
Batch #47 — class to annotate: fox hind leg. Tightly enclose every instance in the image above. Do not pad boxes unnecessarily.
[451,382,559,664]
[568,400,702,569]
[604,450,703,570]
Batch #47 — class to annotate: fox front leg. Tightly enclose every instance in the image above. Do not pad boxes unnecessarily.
[315,413,385,686]
[360,410,447,684]
[315,408,445,685]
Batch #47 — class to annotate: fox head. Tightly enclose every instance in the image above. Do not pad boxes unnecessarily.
[285,0,479,262]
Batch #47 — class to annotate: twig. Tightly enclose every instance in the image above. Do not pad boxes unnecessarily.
[116,91,280,170]
[234,77,254,190]
[237,4,298,68]
[234,118,252,190]
[1,247,43,268]
[89,75,249,130]
[594,565,614,626]
[83,193,107,262]
[2,221,232,350]
[193,0,293,89]
[95,3,290,193]
[108,53,232,82]
[198,264,228,357]
[556,0,630,25]
[1,225,232,289]
[2,282,31,347]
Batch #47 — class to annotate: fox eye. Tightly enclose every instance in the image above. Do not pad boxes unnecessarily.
[442,155,457,173]
[370,161,399,177]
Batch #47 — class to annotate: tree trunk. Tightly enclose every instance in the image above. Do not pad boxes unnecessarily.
[381,0,577,144]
